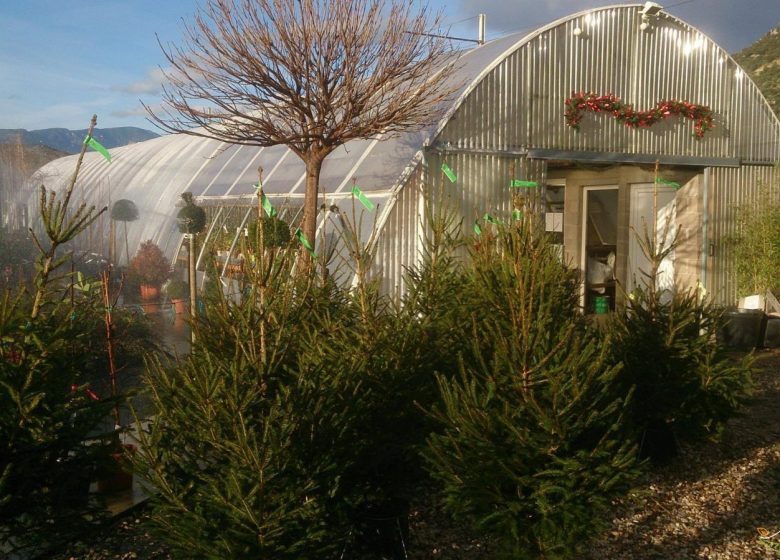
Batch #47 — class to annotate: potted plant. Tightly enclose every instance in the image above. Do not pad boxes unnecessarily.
[166,278,189,314]
[128,240,170,301]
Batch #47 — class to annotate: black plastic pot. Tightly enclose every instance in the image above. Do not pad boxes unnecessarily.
[764,316,780,348]
[719,308,767,350]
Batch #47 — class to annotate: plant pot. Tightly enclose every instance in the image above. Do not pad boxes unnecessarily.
[719,308,767,350]
[140,284,160,301]
[171,298,188,315]
[141,301,159,315]
[97,444,136,494]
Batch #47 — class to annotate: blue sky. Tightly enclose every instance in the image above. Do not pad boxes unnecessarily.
[1,0,778,132]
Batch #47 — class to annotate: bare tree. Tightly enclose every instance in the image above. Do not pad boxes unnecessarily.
[147,0,456,264]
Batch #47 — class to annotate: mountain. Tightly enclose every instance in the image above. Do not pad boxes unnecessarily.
[734,24,780,118]
[0,126,159,154]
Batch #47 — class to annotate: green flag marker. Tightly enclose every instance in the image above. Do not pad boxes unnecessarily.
[483,213,503,225]
[294,228,316,256]
[252,184,278,217]
[473,220,482,235]
[261,194,277,217]
[441,163,457,183]
[655,177,681,189]
[510,179,537,188]
[351,185,375,211]
[83,136,111,162]
[512,209,523,220]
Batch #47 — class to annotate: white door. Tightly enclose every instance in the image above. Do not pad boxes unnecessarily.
[628,184,677,294]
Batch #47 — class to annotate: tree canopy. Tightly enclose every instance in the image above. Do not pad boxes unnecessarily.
[148,0,457,260]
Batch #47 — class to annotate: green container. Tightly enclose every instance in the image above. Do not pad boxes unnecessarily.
[593,295,610,314]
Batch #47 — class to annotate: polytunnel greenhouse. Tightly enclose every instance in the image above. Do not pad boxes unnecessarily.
[28,3,780,305]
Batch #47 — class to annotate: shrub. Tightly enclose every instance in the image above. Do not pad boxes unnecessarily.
[176,192,207,235]
[0,128,125,555]
[128,240,170,288]
[724,175,780,298]
[606,225,752,462]
[133,241,361,558]
[165,278,189,300]
[247,215,292,249]
[422,221,638,559]
[131,208,467,558]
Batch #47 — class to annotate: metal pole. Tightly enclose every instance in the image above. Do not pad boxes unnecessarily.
[478,14,486,45]
[189,233,197,346]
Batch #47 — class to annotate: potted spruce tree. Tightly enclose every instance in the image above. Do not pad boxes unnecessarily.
[128,240,170,302]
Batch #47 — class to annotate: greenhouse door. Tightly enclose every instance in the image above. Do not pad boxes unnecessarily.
[581,187,618,313]
[628,184,677,294]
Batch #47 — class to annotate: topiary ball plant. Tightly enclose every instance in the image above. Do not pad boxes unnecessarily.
[110,199,139,222]
[247,216,291,250]
[128,240,170,289]
[177,192,206,235]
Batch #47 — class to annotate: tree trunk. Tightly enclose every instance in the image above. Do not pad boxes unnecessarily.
[300,156,324,271]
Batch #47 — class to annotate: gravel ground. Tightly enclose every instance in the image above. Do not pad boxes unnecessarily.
[46,351,780,559]
[581,351,780,560]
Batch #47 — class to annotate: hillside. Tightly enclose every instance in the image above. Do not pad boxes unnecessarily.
[0,140,70,229]
[734,24,780,118]
[0,126,159,154]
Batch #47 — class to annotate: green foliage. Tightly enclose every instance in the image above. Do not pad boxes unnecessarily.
[132,207,472,558]
[606,223,752,462]
[734,24,780,118]
[422,221,638,559]
[128,240,171,288]
[724,177,780,298]
[176,192,207,234]
[110,198,139,222]
[247,215,292,249]
[165,278,189,300]
[0,123,134,554]
[133,239,356,557]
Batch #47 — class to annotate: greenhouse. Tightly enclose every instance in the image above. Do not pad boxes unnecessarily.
[28,2,780,305]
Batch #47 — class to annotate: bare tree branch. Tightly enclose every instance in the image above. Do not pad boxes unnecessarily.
[147,0,458,262]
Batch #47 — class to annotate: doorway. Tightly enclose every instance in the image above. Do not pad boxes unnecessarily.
[581,186,619,312]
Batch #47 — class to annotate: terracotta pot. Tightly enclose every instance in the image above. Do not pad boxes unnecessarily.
[171,298,188,315]
[97,444,136,494]
[141,301,159,315]
[140,284,160,301]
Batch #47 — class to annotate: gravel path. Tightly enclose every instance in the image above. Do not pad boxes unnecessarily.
[47,352,780,559]
[583,351,780,560]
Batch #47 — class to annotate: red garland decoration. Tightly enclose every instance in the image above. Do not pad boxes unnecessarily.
[564,92,714,138]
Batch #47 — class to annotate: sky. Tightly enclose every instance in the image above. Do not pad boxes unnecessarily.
[1,0,778,132]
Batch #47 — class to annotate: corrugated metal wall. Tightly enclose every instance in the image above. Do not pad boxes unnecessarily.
[375,4,780,302]
[435,5,779,162]
[708,165,780,303]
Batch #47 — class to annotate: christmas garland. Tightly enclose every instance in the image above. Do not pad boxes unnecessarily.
[564,92,714,138]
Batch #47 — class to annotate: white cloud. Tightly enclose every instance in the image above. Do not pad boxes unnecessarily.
[113,67,170,95]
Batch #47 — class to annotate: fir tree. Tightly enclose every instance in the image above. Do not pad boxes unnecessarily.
[423,219,638,559]
[606,214,752,462]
